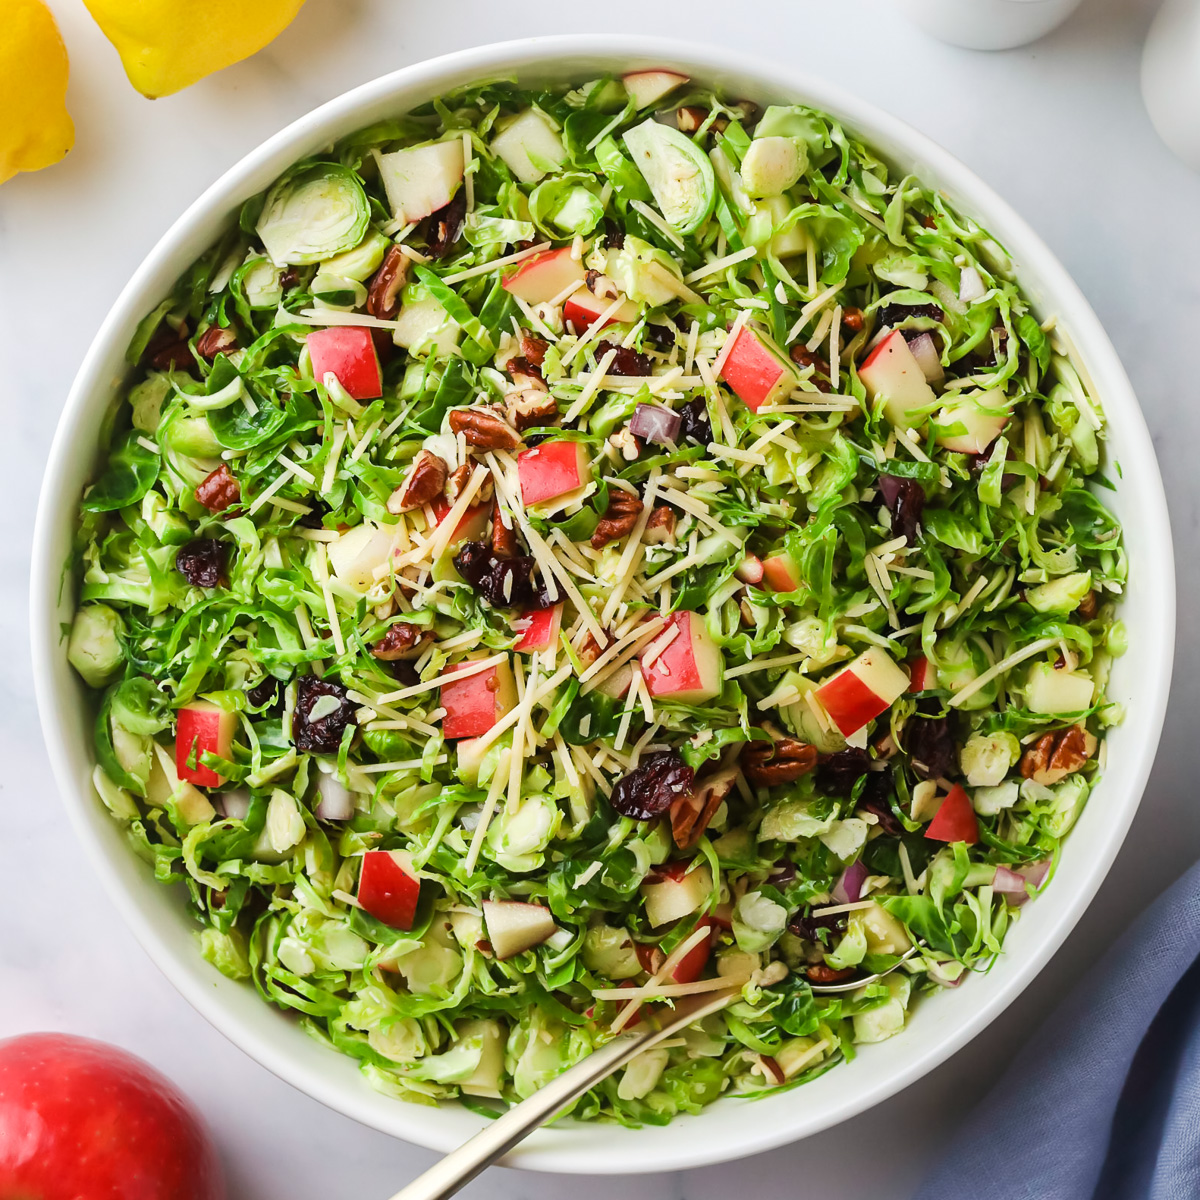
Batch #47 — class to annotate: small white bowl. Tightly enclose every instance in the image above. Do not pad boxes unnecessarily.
[898,0,1085,50]
[31,35,1174,1175]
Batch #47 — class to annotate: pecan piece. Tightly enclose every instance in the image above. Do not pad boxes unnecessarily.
[507,355,546,389]
[642,505,677,546]
[195,326,238,359]
[146,327,193,372]
[1020,725,1097,786]
[388,450,449,513]
[518,330,550,368]
[591,489,644,549]
[670,766,738,850]
[492,503,519,557]
[371,623,430,661]
[841,307,865,333]
[194,464,240,513]
[742,736,818,787]
[366,244,409,320]
[506,389,558,433]
[676,105,707,133]
[578,630,611,667]
[789,344,832,393]
[806,963,858,985]
[585,269,621,300]
[448,408,520,451]
[1077,589,1098,620]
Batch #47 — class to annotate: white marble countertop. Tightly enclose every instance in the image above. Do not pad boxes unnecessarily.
[1,0,1196,1195]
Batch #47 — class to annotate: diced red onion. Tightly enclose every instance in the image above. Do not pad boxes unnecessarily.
[1020,860,1051,889]
[629,403,681,446]
[315,773,355,821]
[906,331,945,383]
[878,475,904,508]
[959,265,986,304]
[993,860,1051,906]
[832,859,869,904]
[214,788,250,821]
[927,960,968,988]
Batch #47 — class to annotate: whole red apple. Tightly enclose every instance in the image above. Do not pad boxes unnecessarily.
[0,1033,226,1200]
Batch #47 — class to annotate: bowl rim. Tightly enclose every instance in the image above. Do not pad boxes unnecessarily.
[30,34,1176,1174]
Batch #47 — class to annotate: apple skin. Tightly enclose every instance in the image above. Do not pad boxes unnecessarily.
[440,659,517,739]
[502,247,585,305]
[640,611,723,704]
[815,647,909,736]
[908,655,938,693]
[431,495,491,548]
[858,330,936,427]
[517,440,591,507]
[175,703,235,788]
[563,289,639,332]
[719,326,794,411]
[924,784,979,845]
[358,850,421,929]
[306,326,382,401]
[623,69,689,109]
[0,1033,226,1200]
[762,552,802,592]
[513,603,563,653]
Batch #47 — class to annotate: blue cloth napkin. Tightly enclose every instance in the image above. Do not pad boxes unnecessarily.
[913,859,1200,1200]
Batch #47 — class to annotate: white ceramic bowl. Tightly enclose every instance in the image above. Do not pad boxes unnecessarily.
[31,35,1174,1175]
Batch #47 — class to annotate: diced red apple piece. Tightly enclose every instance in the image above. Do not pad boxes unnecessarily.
[623,69,690,110]
[640,610,723,704]
[513,604,563,653]
[175,702,236,787]
[814,647,910,737]
[858,330,937,428]
[735,555,764,585]
[924,784,979,845]
[376,140,465,224]
[671,917,715,983]
[306,326,382,401]
[502,247,586,305]
[908,655,938,693]
[440,658,517,740]
[482,900,557,959]
[642,862,713,928]
[720,325,795,412]
[932,396,1009,454]
[517,439,591,507]
[762,551,802,592]
[358,850,421,929]
[430,496,491,548]
[595,661,636,700]
[563,288,639,332]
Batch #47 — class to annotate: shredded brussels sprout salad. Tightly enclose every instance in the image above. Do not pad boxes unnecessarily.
[69,69,1128,1123]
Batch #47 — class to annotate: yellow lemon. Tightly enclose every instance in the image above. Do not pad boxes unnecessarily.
[83,0,307,98]
[0,0,74,185]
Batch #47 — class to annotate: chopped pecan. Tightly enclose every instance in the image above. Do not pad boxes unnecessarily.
[591,489,644,549]
[676,105,707,133]
[448,408,520,450]
[841,307,865,334]
[492,504,519,557]
[518,330,550,368]
[742,736,818,787]
[445,463,471,501]
[789,344,832,393]
[670,766,738,849]
[1020,725,1097,786]
[585,269,621,300]
[194,464,240,513]
[426,190,466,260]
[195,326,238,359]
[1077,589,1098,620]
[147,329,193,372]
[366,245,409,320]
[388,450,449,513]
[609,427,642,461]
[371,623,430,661]
[642,505,677,545]
[507,355,546,389]
[806,963,858,985]
[506,388,558,433]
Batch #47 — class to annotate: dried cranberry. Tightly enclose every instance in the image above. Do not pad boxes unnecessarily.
[645,324,676,351]
[906,706,959,781]
[603,218,625,250]
[789,345,833,393]
[595,340,651,377]
[299,498,332,529]
[453,541,551,610]
[960,325,1010,372]
[816,747,872,796]
[878,475,925,542]
[788,908,847,945]
[877,301,944,329]
[176,539,227,588]
[246,676,284,713]
[426,190,466,260]
[293,675,356,753]
[857,767,903,835]
[678,397,713,446]
[611,751,695,821]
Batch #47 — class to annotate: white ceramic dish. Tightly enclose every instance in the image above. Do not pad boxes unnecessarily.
[897,0,1084,51]
[31,35,1174,1174]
